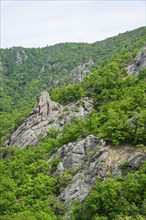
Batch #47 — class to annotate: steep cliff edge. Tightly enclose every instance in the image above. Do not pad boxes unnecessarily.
[6,91,93,148]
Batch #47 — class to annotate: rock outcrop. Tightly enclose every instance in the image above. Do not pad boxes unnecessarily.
[6,91,62,148]
[6,91,94,148]
[127,46,146,76]
[11,47,28,65]
[49,136,146,205]
[71,59,94,83]
[5,45,146,209]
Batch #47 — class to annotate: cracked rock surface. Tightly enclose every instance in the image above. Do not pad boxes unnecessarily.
[6,91,94,148]
[49,136,146,205]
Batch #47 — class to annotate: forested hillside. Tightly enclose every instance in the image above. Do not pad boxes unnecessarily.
[0,26,146,220]
[0,27,145,144]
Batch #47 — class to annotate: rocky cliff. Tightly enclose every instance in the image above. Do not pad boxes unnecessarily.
[5,91,146,217]
[127,46,146,75]
[71,59,94,83]
[49,135,146,205]
[7,84,146,191]
[6,91,93,148]
[5,47,146,210]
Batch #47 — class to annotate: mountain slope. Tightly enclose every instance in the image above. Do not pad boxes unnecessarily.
[5,45,146,148]
[0,26,145,109]
[6,91,93,148]
[0,27,146,220]
[0,26,145,145]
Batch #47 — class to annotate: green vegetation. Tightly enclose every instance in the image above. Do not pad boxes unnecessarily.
[72,162,146,220]
[51,64,146,145]
[0,27,146,219]
[0,26,145,144]
[0,144,65,220]
[51,84,84,104]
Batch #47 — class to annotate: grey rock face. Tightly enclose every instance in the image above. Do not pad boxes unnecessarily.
[0,61,3,71]
[7,92,94,148]
[71,59,94,83]
[11,47,28,65]
[128,152,146,170]
[60,135,99,170]
[127,46,146,76]
[50,135,108,203]
[7,91,62,148]
[58,146,110,204]
[49,138,146,205]
[16,51,23,65]
[71,65,91,83]
[56,162,64,175]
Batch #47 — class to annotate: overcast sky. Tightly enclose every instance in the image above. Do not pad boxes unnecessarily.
[1,0,145,48]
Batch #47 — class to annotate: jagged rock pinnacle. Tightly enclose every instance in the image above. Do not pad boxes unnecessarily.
[29,91,55,121]
[6,91,62,148]
[6,91,94,148]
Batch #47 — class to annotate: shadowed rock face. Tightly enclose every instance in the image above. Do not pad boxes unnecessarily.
[6,91,94,148]
[127,46,146,76]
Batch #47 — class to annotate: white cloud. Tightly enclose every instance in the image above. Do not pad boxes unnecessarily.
[1,0,145,48]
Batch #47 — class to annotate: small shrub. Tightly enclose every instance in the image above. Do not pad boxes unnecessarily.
[120,161,131,169]
[50,158,61,174]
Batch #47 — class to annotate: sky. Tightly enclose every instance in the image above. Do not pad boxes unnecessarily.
[1,0,145,48]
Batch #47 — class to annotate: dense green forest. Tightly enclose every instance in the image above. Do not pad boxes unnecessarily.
[50,56,146,145]
[0,27,146,219]
[0,26,145,144]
